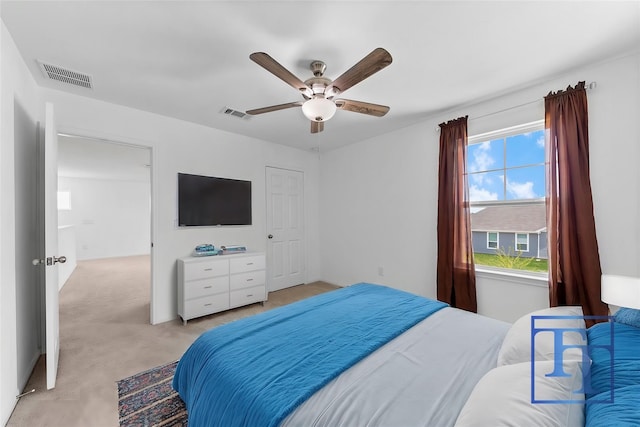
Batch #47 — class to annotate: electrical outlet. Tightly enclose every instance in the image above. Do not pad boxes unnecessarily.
[378,266,384,277]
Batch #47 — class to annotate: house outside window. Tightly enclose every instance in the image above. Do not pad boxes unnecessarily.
[487,232,498,249]
[467,120,548,274]
[516,233,529,252]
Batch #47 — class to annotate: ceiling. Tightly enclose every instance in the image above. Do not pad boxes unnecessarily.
[3,1,639,152]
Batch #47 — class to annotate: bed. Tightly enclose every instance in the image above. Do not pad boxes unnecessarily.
[173,283,640,427]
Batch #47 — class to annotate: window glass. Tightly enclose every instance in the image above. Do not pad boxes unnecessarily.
[487,232,498,249]
[505,132,545,168]
[516,233,528,251]
[469,170,503,202]
[468,122,548,275]
[468,139,504,172]
[505,165,545,200]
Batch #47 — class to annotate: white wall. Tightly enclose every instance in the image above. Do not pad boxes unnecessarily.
[58,176,151,260]
[1,21,42,426]
[320,52,640,321]
[1,17,321,422]
[476,272,549,323]
[320,122,438,297]
[39,88,322,325]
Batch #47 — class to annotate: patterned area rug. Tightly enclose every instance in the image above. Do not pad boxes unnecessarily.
[117,361,187,426]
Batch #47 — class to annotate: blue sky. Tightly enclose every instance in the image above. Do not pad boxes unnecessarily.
[467,130,545,202]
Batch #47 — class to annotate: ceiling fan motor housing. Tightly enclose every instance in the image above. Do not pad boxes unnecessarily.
[310,60,327,77]
[304,76,332,98]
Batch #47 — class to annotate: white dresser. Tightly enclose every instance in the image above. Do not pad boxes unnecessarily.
[177,252,266,325]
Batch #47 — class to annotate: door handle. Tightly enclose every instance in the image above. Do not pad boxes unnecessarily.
[268,234,273,239]
[32,256,67,266]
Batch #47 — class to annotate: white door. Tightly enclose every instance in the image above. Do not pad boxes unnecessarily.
[266,167,304,291]
[44,103,63,389]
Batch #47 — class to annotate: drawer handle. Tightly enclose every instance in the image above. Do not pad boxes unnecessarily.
[204,303,213,307]
[246,262,254,265]
[246,294,253,297]
[204,268,213,271]
[204,285,213,289]
[246,278,254,282]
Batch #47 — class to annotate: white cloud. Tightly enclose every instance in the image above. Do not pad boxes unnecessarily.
[469,140,495,173]
[471,172,493,186]
[469,185,498,202]
[536,136,545,148]
[507,180,536,199]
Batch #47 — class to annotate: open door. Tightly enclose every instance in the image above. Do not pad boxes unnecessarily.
[41,102,64,389]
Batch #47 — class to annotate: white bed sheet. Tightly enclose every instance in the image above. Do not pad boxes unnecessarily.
[282,307,510,427]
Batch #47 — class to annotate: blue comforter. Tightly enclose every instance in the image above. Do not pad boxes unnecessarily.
[173,283,447,427]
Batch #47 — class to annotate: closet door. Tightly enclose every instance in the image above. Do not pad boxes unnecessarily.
[266,167,305,292]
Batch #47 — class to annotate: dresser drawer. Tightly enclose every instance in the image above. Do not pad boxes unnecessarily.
[230,255,265,274]
[184,294,229,319]
[178,253,265,324]
[230,285,265,308]
[184,259,229,281]
[184,276,228,299]
[230,270,266,291]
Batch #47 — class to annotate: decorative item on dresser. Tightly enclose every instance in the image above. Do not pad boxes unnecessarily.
[177,252,266,325]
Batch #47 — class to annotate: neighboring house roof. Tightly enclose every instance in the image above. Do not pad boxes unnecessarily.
[471,204,546,233]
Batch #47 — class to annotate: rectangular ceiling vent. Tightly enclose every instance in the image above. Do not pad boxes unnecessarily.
[37,60,93,89]
[222,107,249,120]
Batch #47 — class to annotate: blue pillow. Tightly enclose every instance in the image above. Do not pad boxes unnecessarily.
[615,308,640,328]
[586,385,640,427]
[587,322,640,396]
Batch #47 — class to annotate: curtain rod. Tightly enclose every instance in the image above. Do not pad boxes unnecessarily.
[435,81,596,132]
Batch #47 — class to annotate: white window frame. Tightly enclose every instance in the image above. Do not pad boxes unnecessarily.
[487,232,499,249]
[515,233,529,252]
[467,120,546,204]
[469,120,547,278]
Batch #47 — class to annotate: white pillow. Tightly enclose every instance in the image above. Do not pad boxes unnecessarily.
[497,306,585,366]
[454,360,585,427]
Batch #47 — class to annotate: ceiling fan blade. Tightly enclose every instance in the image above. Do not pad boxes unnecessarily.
[326,48,392,96]
[246,101,303,115]
[311,121,324,134]
[250,52,312,97]
[335,99,390,117]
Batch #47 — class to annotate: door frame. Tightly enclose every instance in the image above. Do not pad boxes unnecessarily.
[265,165,307,292]
[51,127,158,324]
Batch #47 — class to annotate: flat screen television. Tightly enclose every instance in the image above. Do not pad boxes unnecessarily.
[178,173,252,226]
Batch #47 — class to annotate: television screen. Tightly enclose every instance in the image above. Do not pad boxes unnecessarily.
[178,173,252,226]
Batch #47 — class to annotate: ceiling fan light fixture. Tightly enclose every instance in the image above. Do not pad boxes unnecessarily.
[301,96,336,122]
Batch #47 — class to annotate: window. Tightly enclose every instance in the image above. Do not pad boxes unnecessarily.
[57,191,71,210]
[516,233,529,252]
[487,232,498,249]
[468,121,547,274]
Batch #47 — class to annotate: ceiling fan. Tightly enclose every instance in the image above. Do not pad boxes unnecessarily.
[245,48,392,134]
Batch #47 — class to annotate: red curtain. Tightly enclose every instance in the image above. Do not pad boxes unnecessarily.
[437,116,477,312]
[545,82,608,325]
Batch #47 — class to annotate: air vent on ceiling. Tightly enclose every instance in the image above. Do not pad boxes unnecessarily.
[222,107,249,119]
[37,60,93,89]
